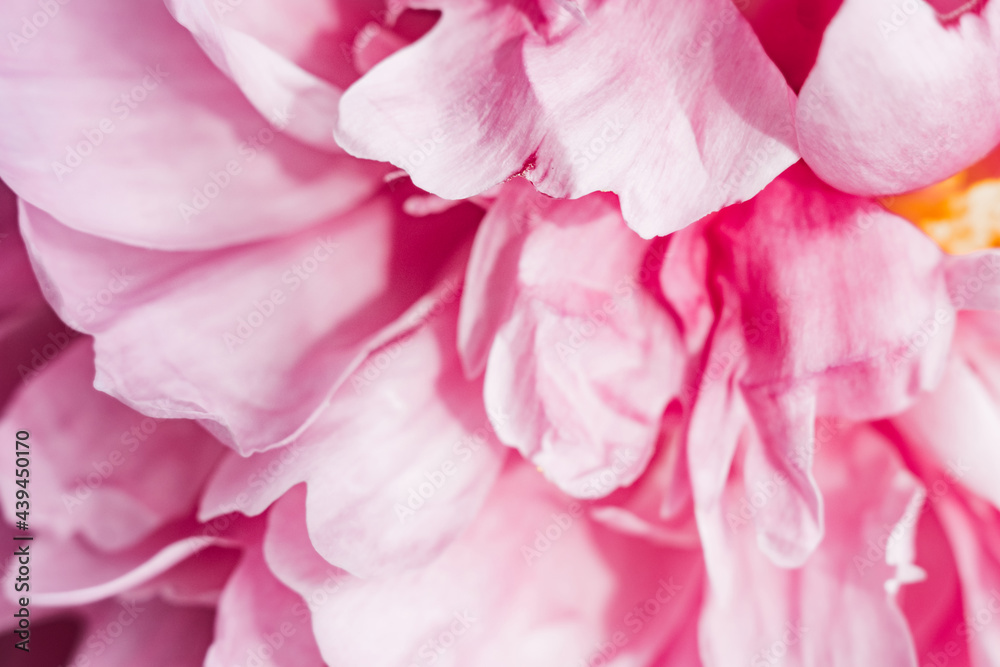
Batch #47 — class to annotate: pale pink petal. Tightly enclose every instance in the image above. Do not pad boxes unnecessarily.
[0,337,225,551]
[683,313,751,578]
[205,544,324,667]
[19,192,478,454]
[461,182,685,497]
[336,0,798,237]
[0,0,385,249]
[658,219,714,356]
[698,424,922,667]
[200,296,509,578]
[165,0,435,152]
[588,405,700,548]
[946,252,1000,311]
[165,0,346,151]
[740,389,824,567]
[263,463,704,666]
[894,356,1000,509]
[955,311,1000,399]
[884,326,1000,665]
[797,0,1000,195]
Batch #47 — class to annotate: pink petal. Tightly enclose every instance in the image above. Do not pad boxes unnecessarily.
[931,496,1000,667]
[684,163,978,569]
[955,311,1000,399]
[11,523,218,606]
[739,0,842,92]
[200,296,509,578]
[0,338,225,551]
[336,0,798,237]
[164,0,352,151]
[461,182,685,497]
[897,497,968,664]
[206,543,324,667]
[19,192,478,454]
[894,355,1000,509]
[0,0,385,249]
[62,597,215,667]
[740,388,824,567]
[946,252,1000,311]
[884,328,1000,665]
[698,424,922,667]
[588,404,701,548]
[797,0,1000,195]
[658,219,715,356]
[0,181,73,406]
[708,164,953,419]
[263,462,704,666]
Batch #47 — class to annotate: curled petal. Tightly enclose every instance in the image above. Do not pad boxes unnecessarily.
[337,0,798,237]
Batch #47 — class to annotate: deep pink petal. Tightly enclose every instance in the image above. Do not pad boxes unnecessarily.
[64,597,215,667]
[0,181,72,407]
[683,164,985,569]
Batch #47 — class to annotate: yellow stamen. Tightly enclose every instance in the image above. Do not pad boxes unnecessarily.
[882,159,1000,254]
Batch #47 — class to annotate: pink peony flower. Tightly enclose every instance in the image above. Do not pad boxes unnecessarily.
[1,0,1000,665]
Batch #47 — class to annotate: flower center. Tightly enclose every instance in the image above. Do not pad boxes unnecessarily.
[882,161,1000,254]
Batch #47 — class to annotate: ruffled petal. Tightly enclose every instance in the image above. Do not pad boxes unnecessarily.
[684,163,984,569]
[19,191,478,454]
[698,424,922,667]
[460,182,685,497]
[263,463,704,666]
[708,164,953,418]
[165,0,348,151]
[199,296,508,578]
[336,0,798,237]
